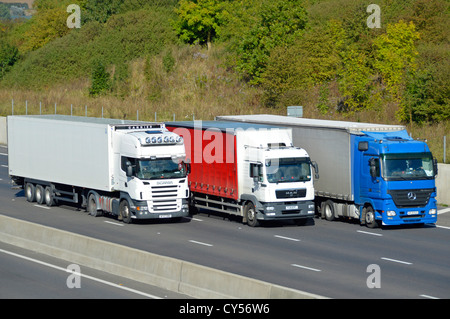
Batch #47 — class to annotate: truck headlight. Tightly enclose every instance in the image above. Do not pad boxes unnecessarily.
[265,206,275,211]
[429,209,437,215]
[387,210,396,217]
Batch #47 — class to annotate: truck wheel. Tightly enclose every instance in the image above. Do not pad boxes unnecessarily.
[44,186,55,207]
[119,200,132,224]
[88,194,101,217]
[25,183,36,202]
[35,185,45,205]
[363,206,378,228]
[244,202,259,227]
[322,200,336,221]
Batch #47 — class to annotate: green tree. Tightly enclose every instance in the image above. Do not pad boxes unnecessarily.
[260,20,343,107]
[89,60,111,96]
[236,0,308,84]
[174,0,228,50]
[373,20,420,100]
[83,0,124,23]
[0,41,19,77]
[0,3,11,20]
[337,47,373,112]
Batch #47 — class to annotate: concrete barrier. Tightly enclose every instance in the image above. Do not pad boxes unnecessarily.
[437,164,450,206]
[0,117,6,145]
[0,215,325,299]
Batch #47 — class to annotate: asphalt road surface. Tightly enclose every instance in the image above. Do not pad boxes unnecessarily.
[1,145,449,299]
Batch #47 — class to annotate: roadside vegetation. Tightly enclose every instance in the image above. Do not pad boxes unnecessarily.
[0,0,448,161]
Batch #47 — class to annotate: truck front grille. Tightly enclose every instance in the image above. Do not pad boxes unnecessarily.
[387,189,434,208]
[150,185,179,212]
[276,189,306,199]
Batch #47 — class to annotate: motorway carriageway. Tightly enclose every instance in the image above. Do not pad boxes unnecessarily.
[0,145,449,299]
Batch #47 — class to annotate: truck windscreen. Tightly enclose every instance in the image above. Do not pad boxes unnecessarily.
[266,157,311,183]
[137,158,187,180]
[382,152,435,181]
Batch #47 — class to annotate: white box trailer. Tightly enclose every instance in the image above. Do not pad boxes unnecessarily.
[8,115,190,223]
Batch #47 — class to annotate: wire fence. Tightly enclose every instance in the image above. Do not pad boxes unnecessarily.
[8,99,196,122]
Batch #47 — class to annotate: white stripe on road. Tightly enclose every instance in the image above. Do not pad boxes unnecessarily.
[291,264,322,272]
[438,208,450,215]
[357,230,383,237]
[0,153,7,156]
[420,294,440,299]
[189,240,213,247]
[274,235,301,242]
[0,248,162,299]
[381,257,412,265]
[34,204,51,210]
[104,221,124,227]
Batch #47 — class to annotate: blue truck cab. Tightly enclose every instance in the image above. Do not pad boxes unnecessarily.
[355,130,438,227]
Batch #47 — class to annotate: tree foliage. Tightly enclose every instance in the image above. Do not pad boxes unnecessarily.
[174,0,228,50]
[235,0,308,84]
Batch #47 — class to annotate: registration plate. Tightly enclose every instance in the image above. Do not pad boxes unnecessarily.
[286,205,299,210]
[159,214,172,218]
[407,211,419,216]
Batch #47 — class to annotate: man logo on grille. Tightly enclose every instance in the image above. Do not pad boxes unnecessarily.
[407,192,417,200]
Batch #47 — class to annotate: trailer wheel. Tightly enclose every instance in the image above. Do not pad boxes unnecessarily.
[43,186,55,207]
[119,200,132,224]
[35,185,45,205]
[244,202,259,227]
[322,200,336,221]
[363,206,378,228]
[25,183,36,202]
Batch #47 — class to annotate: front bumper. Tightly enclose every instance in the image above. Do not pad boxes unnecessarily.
[257,200,315,221]
[131,198,189,220]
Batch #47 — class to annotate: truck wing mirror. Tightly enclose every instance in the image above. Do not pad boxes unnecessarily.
[433,158,438,176]
[369,158,378,178]
[358,141,369,151]
[250,163,261,182]
[312,161,319,179]
[126,161,133,178]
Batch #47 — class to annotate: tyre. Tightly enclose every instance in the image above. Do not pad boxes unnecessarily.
[25,183,36,202]
[244,202,259,227]
[44,186,55,207]
[322,200,336,221]
[363,206,378,228]
[35,185,45,205]
[87,193,102,217]
[119,200,132,224]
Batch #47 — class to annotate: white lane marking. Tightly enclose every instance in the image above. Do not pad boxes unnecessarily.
[420,294,440,299]
[0,153,7,156]
[274,235,301,242]
[291,264,322,272]
[381,257,412,265]
[34,204,51,210]
[436,225,450,230]
[0,248,162,299]
[189,240,213,247]
[357,230,383,237]
[1,165,7,168]
[185,216,203,222]
[438,208,450,215]
[104,221,124,227]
